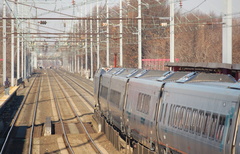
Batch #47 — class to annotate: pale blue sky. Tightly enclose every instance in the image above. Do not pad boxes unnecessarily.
[181,0,240,16]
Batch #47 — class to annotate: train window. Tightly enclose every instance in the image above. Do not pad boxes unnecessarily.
[168,104,173,126]
[209,114,218,139]
[196,110,204,135]
[178,107,186,129]
[174,106,180,128]
[181,107,187,129]
[110,90,121,107]
[176,106,181,128]
[169,105,175,126]
[137,93,144,111]
[216,115,226,142]
[100,86,108,99]
[163,104,168,124]
[202,112,211,137]
[184,108,192,131]
[190,109,198,133]
[143,95,151,114]
[137,93,151,114]
[159,103,164,122]
[171,105,176,127]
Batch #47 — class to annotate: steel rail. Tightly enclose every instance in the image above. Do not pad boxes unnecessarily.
[54,70,93,96]
[28,75,43,154]
[55,69,93,89]
[50,70,103,154]
[47,70,75,154]
[0,75,39,154]
[53,70,94,108]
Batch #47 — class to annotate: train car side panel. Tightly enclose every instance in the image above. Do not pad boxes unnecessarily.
[157,82,240,154]
[124,78,164,149]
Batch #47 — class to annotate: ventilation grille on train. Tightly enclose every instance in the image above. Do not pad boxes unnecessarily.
[176,72,198,83]
[157,71,175,81]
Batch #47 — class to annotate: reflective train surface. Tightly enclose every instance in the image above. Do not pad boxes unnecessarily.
[94,68,240,154]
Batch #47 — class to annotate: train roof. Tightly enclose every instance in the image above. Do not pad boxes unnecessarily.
[101,68,236,83]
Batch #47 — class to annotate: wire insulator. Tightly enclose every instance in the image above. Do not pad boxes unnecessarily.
[179,0,182,8]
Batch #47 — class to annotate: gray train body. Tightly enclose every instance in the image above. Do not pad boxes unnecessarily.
[94,68,240,154]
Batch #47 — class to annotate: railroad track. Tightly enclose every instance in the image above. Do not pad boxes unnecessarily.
[0,69,122,154]
[48,70,103,153]
[53,69,94,108]
[0,74,41,154]
[55,69,94,92]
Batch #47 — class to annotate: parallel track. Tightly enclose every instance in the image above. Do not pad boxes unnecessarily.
[48,70,103,154]
[0,75,40,154]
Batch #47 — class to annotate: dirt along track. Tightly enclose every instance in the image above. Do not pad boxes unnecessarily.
[0,69,123,154]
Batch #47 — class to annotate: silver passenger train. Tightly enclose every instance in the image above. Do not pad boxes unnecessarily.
[94,68,240,154]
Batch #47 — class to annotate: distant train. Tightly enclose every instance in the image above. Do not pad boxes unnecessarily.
[94,68,240,154]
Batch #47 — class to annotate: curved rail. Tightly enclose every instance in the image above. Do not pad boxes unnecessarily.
[0,75,39,154]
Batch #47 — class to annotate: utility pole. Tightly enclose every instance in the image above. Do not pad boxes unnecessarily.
[90,3,93,79]
[11,3,15,86]
[2,0,7,84]
[119,0,123,67]
[170,0,175,63]
[17,0,20,80]
[97,0,100,69]
[106,0,110,67]
[85,0,88,74]
[138,0,142,69]
[222,0,232,64]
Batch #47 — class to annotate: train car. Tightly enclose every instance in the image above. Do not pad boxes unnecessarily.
[108,68,141,132]
[94,68,240,154]
[124,77,165,150]
[156,81,240,154]
[96,68,123,119]
[94,68,106,107]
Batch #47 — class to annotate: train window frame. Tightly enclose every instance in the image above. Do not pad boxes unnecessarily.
[178,107,186,130]
[171,105,176,127]
[159,103,164,122]
[202,112,211,138]
[196,110,204,136]
[190,109,198,133]
[175,106,181,128]
[136,93,151,115]
[209,113,219,140]
[197,110,205,136]
[216,115,226,142]
[100,85,108,100]
[109,89,121,107]
[144,95,151,114]
[163,104,168,124]
[184,108,192,132]
[168,104,173,126]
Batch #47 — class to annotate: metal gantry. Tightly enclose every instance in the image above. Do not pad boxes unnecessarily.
[1,0,234,83]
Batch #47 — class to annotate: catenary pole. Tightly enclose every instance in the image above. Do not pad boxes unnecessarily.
[106,0,110,67]
[3,0,7,84]
[17,0,20,80]
[85,0,88,75]
[90,3,93,79]
[11,5,15,86]
[97,0,100,69]
[138,0,142,69]
[222,0,232,64]
[170,0,174,63]
[119,0,123,67]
